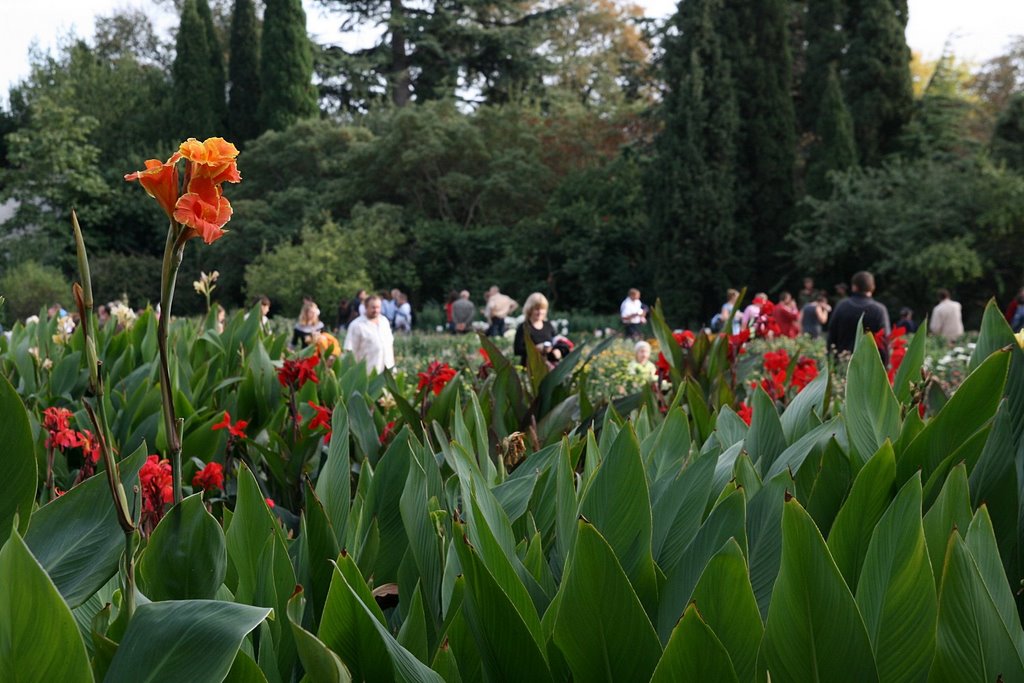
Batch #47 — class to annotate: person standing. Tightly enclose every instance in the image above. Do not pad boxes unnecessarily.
[451,290,475,334]
[896,307,918,333]
[620,288,646,340]
[741,293,768,329]
[393,291,413,333]
[514,293,560,366]
[292,299,325,349]
[827,271,891,356]
[800,292,831,339]
[344,295,395,374]
[930,289,964,341]
[483,286,518,337]
[773,292,800,338]
[798,277,816,308]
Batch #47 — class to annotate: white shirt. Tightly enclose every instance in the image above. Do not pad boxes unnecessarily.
[930,299,964,340]
[620,297,645,323]
[343,315,395,374]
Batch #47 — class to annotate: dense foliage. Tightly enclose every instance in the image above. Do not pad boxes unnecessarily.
[1,1,1022,325]
[2,249,1024,679]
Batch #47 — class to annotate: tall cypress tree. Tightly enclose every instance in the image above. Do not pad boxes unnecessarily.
[196,0,227,131]
[806,65,858,197]
[172,0,220,138]
[228,0,262,143]
[992,93,1024,173]
[647,0,746,324]
[844,0,913,165]
[259,0,317,131]
[722,0,796,279]
[800,0,846,131]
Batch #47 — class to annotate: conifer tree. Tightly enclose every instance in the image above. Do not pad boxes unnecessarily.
[722,0,796,278]
[992,94,1024,173]
[806,65,858,197]
[259,0,317,131]
[800,0,846,131]
[844,0,914,164]
[172,0,220,138]
[196,0,227,131]
[647,0,746,324]
[228,0,262,143]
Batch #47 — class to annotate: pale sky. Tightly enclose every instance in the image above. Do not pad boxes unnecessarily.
[0,0,1020,96]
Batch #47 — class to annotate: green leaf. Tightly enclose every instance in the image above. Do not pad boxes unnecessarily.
[0,528,92,682]
[780,370,829,443]
[452,523,552,682]
[930,533,1024,682]
[745,385,787,472]
[650,450,716,572]
[968,401,1020,578]
[746,471,794,620]
[690,538,763,683]
[578,426,658,613]
[553,522,662,682]
[896,349,1009,484]
[923,463,972,585]
[804,437,853,538]
[300,479,341,626]
[24,445,147,607]
[0,372,36,536]
[315,399,351,547]
[103,600,270,683]
[965,505,1024,662]
[968,299,1016,373]
[651,603,738,683]
[656,488,746,641]
[137,493,226,601]
[855,474,936,683]
[892,326,927,404]
[827,442,897,592]
[845,331,901,468]
[287,589,352,683]
[762,499,879,682]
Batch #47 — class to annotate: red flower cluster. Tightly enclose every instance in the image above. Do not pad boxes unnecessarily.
[306,401,333,443]
[752,301,782,339]
[192,462,224,492]
[655,330,697,378]
[874,326,909,384]
[736,402,753,426]
[726,328,751,361]
[277,354,320,389]
[379,420,397,445]
[43,407,80,450]
[418,361,457,396]
[753,349,819,401]
[211,411,248,439]
[140,455,174,528]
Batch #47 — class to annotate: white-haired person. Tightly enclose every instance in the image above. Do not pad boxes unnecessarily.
[513,293,572,367]
[628,340,657,382]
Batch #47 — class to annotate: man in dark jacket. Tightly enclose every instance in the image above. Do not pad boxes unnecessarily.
[827,271,891,356]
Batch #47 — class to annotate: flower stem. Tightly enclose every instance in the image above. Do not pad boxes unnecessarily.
[158,221,186,505]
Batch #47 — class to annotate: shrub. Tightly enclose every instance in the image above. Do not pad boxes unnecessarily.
[0,261,71,322]
[90,253,162,311]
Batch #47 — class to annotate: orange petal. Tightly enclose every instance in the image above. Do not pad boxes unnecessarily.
[125,158,179,218]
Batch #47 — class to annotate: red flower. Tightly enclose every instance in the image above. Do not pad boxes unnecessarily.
[49,428,83,451]
[379,421,396,445]
[736,402,753,426]
[763,349,791,376]
[211,411,248,439]
[192,462,224,492]
[655,352,672,380]
[265,497,276,509]
[874,327,909,385]
[417,361,457,396]
[672,330,695,350]
[760,372,787,401]
[277,354,320,389]
[124,156,180,219]
[78,429,100,464]
[42,406,72,433]
[726,329,751,361]
[139,455,174,528]
[790,357,819,392]
[753,304,781,338]
[306,401,333,443]
[477,348,493,378]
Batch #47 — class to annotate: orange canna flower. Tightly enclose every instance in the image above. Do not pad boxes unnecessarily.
[173,176,232,244]
[178,137,241,184]
[124,157,180,218]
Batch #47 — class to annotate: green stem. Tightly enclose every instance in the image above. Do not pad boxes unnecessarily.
[158,222,186,505]
[122,530,136,621]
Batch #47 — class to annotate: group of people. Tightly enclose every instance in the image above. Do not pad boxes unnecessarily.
[444,286,520,337]
[334,289,413,334]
